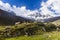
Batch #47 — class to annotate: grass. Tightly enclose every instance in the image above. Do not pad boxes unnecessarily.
[3,31,60,40]
[5,35,48,40]
[0,22,60,40]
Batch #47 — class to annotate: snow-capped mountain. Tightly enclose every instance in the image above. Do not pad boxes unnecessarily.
[26,11,60,22]
[0,3,60,24]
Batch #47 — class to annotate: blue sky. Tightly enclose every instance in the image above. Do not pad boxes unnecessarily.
[1,0,47,10]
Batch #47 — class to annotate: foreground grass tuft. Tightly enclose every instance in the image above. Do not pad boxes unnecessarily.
[5,31,60,40]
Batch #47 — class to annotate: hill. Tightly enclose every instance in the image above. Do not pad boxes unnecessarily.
[0,9,34,25]
[52,19,60,26]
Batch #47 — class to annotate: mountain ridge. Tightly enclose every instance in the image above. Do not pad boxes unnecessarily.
[0,8,60,25]
[0,9,34,25]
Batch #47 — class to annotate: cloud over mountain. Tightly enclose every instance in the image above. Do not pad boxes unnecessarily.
[0,0,60,20]
[40,0,60,16]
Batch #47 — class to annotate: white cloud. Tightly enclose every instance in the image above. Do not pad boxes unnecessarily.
[40,0,60,17]
[0,0,38,18]
[0,0,60,20]
[0,1,12,12]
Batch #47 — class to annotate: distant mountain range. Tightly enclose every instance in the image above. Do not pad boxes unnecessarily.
[0,9,60,25]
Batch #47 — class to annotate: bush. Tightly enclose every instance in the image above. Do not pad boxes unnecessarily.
[0,22,58,37]
[14,22,45,36]
[45,23,56,32]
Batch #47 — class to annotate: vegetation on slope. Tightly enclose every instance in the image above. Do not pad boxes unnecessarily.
[0,22,60,40]
[52,19,60,26]
[0,31,60,40]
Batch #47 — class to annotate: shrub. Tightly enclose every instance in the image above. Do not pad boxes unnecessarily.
[45,23,56,32]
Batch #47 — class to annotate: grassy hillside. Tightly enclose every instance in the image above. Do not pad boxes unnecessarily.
[0,22,60,40]
[52,19,60,26]
[1,31,59,40]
